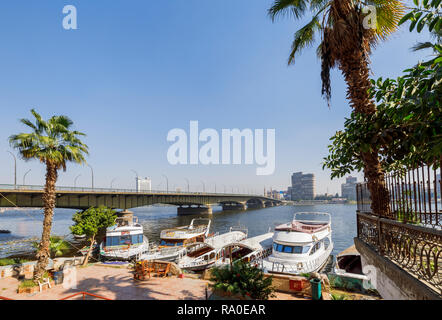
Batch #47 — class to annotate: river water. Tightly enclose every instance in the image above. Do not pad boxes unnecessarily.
[0,204,357,259]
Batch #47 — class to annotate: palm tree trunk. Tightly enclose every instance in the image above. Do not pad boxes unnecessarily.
[83,234,95,266]
[340,51,390,216]
[34,161,58,280]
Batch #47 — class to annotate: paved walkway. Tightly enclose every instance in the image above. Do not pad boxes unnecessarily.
[0,264,306,300]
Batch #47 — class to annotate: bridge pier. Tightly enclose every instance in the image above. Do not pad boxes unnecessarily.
[177,205,212,216]
[247,202,264,209]
[222,203,247,211]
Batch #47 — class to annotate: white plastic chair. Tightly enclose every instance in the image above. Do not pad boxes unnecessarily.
[38,277,51,292]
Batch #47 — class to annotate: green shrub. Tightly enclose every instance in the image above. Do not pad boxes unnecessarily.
[0,258,30,266]
[209,261,275,300]
[18,280,37,289]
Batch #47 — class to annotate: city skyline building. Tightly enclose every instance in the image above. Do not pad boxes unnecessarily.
[136,177,152,192]
[341,176,358,201]
[290,172,315,200]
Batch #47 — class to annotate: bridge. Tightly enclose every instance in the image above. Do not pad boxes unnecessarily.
[0,184,283,215]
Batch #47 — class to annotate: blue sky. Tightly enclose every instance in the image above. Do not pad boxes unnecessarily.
[0,1,432,195]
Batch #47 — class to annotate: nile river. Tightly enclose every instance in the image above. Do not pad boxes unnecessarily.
[0,204,357,259]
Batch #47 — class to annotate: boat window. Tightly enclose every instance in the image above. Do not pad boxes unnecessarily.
[273,243,309,254]
[283,246,292,253]
[131,234,143,245]
[120,235,132,245]
[302,246,311,254]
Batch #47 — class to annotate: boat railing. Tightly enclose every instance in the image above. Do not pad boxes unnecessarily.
[261,243,333,274]
[293,212,331,224]
[229,225,248,236]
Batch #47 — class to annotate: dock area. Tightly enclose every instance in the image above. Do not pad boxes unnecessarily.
[0,263,306,300]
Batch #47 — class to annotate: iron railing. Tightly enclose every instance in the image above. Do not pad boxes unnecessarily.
[59,291,112,300]
[0,184,264,197]
[356,164,441,228]
[357,212,442,294]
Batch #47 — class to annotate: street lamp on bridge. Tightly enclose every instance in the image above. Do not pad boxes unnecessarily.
[74,174,81,188]
[23,169,31,185]
[87,164,94,189]
[201,180,205,193]
[110,178,117,189]
[162,174,169,192]
[6,151,17,188]
[184,178,190,192]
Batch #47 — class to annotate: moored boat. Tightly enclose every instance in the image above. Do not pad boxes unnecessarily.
[178,226,248,271]
[139,218,212,262]
[260,212,333,275]
[214,232,274,268]
[99,210,148,261]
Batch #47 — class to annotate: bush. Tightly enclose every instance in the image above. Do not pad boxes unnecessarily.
[209,261,275,300]
[0,258,30,266]
[18,280,37,289]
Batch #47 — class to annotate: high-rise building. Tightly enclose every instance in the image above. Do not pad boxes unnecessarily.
[290,172,315,200]
[136,177,151,192]
[341,176,358,200]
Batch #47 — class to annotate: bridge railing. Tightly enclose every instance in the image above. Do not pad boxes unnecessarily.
[0,184,269,198]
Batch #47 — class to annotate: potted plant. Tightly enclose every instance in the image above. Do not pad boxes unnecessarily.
[209,261,275,300]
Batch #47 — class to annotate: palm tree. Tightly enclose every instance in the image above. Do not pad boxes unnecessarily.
[269,0,405,215]
[9,109,88,280]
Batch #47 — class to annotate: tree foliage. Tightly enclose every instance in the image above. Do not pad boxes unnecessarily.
[32,236,72,258]
[323,2,442,178]
[70,206,116,238]
[71,206,116,265]
[9,109,88,171]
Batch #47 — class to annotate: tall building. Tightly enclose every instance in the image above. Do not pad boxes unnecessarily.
[341,176,358,200]
[136,177,151,192]
[290,172,315,200]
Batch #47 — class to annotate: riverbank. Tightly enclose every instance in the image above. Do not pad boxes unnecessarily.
[0,263,307,300]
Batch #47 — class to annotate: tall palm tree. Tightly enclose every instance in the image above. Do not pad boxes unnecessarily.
[269,0,405,215]
[9,109,88,280]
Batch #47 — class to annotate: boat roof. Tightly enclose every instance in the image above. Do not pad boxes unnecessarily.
[205,230,247,249]
[235,232,274,251]
[274,212,331,234]
[337,245,360,258]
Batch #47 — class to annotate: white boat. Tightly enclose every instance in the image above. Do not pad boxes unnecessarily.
[140,218,211,262]
[260,212,333,275]
[178,227,248,271]
[100,211,148,261]
[213,232,274,268]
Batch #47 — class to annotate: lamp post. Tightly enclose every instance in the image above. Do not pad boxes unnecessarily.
[184,178,190,192]
[74,174,81,188]
[223,185,226,194]
[214,183,216,194]
[6,151,17,188]
[162,174,169,192]
[201,180,205,193]
[87,164,94,189]
[23,169,31,185]
[110,178,117,189]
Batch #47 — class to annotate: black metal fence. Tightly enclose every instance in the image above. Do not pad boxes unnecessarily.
[356,164,442,295]
[356,164,441,229]
[357,212,442,294]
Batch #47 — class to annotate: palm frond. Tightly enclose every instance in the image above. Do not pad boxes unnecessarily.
[9,109,89,168]
[288,16,322,65]
[367,0,406,41]
[268,0,308,21]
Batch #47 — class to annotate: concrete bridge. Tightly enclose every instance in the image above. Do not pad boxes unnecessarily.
[0,184,283,215]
